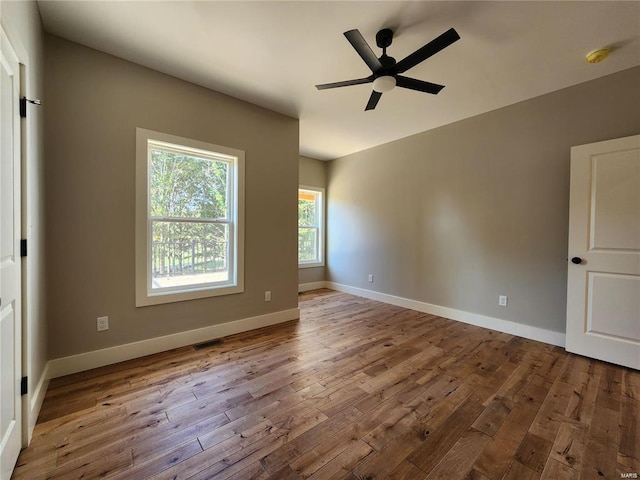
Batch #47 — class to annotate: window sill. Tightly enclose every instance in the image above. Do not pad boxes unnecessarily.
[136,283,244,307]
[298,262,325,269]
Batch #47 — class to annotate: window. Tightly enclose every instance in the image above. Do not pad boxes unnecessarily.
[136,128,244,306]
[298,186,324,267]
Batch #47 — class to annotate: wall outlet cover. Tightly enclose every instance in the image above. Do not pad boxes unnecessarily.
[97,316,109,331]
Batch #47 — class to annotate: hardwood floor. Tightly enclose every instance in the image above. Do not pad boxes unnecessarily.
[12,289,639,480]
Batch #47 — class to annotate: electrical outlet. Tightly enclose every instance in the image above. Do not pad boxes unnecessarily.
[265,291,271,302]
[97,316,109,331]
[368,274,374,283]
[498,295,508,307]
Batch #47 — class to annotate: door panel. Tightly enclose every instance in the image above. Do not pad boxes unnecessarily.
[566,135,640,370]
[587,272,640,341]
[591,149,640,250]
[0,27,22,479]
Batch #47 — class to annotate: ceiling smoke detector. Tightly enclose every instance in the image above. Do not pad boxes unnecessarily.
[586,48,610,64]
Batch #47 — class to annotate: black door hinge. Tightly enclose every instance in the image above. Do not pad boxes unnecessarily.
[20,97,42,118]
[21,377,27,396]
[20,239,27,257]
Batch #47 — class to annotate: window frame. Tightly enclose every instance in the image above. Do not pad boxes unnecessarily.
[135,128,244,307]
[298,185,325,268]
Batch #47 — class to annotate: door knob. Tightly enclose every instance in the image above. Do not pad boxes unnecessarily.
[571,257,582,264]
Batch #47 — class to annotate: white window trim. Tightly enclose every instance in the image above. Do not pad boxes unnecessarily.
[298,185,325,268]
[135,128,244,307]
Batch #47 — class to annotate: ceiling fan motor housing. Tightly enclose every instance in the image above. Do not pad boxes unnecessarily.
[378,55,396,71]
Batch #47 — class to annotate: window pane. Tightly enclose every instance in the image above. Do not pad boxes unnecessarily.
[150,148,229,219]
[298,227,318,262]
[151,221,230,290]
[298,194,317,227]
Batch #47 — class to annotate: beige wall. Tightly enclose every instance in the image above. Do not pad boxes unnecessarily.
[299,156,327,285]
[2,0,48,436]
[300,156,326,186]
[327,66,640,334]
[44,35,299,359]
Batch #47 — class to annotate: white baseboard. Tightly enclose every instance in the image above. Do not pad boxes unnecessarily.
[327,282,565,347]
[45,283,565,379]
[298,281,328,292]
[48,308,300,379]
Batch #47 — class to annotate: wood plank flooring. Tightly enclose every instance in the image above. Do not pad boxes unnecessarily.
[12,289,640,480]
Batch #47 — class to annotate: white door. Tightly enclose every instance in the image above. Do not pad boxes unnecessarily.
[566,135,640,370]
[0,28,23,479]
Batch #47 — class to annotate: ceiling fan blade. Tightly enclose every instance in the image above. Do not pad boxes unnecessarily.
[395,28,460,74]
[365,91,382,111]
[396,76,445,94]
[344,29,383,73]
[315,77,373,90]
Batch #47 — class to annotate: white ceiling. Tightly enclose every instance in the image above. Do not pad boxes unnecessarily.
[37,1,640,160]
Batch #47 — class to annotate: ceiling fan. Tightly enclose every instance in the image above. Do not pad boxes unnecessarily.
[316,27,460,111]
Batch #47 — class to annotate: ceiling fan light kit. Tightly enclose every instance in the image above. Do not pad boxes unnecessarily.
[373,75,396,93]
[316,26,460,110]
